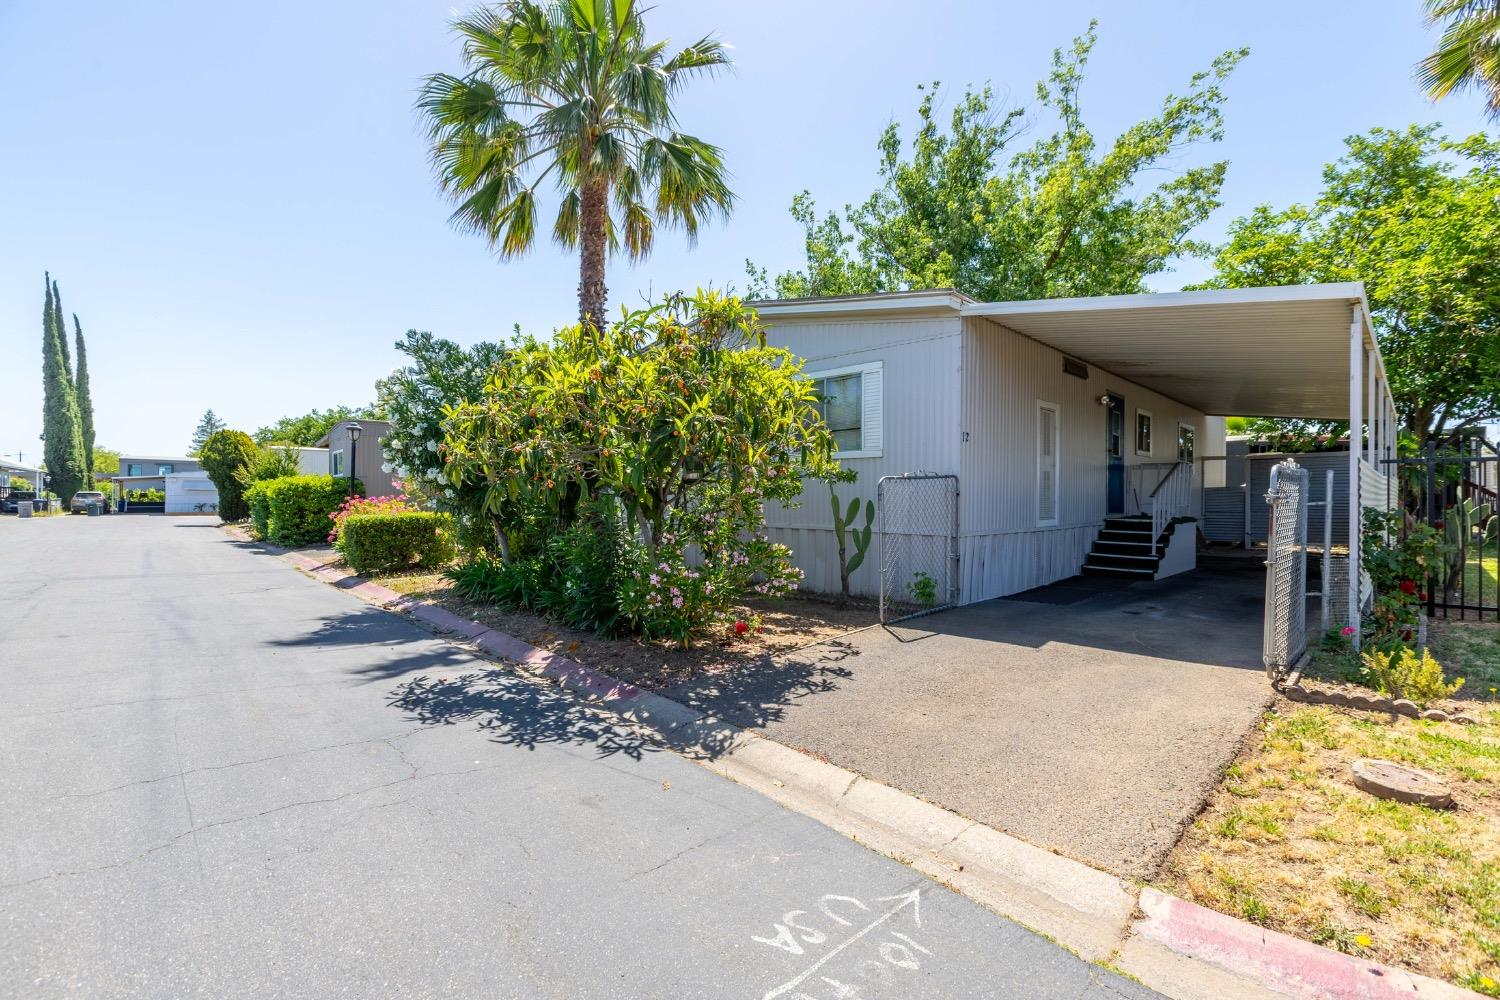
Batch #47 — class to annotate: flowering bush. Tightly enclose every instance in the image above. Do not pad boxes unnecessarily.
[376,329,507,549]
[617,532,803,646]
[440,291,838,645]
[1360,506,1451,648]
[329,494,414,548]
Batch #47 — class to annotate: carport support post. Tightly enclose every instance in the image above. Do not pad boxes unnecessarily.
[1348,306,1363,649]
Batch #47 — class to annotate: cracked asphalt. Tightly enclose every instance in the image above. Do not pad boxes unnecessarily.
[0,516,1158,999]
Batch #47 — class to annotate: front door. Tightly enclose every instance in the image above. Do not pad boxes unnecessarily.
[1105,393,1125,514]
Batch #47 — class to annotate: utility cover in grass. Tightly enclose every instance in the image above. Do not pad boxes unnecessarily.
[1352,759,1454,809]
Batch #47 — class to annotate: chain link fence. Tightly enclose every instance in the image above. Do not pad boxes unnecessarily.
[1263,459,1309,679]
[878,474,959,624]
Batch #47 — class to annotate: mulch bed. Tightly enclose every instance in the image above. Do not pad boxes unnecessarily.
[368,569,878,690]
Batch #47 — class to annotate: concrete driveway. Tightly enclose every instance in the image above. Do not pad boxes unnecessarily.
[664,556,1276,879]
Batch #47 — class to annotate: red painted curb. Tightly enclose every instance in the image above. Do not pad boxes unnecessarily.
[344,580,402,605]
[1135,889,1481,999]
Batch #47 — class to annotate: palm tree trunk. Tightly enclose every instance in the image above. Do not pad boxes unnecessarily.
[578,176,609,332]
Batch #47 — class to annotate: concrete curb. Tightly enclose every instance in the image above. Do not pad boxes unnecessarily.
[239,530,1482,1000]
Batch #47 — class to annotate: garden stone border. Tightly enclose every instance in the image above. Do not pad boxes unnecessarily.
[1280,670,1477,725]
[221,523,1487,1000]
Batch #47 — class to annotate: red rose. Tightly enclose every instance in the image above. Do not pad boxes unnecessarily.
[1399,580,1417,595]
[1434,521,1445,530]
[733,621,749,636]
[1419,592,1428,603]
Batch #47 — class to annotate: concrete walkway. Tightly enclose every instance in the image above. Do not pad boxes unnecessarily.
[665,559,1275,878]
[0,515,1155,999]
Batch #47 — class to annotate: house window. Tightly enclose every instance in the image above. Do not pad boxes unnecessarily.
[157,464,174,475]
[1177,423,1196,463]
[331,450,344,476]
[808,362,883,458]
[125,463,144,476]
[1136,410,1153,456]
[1037,400,1059,526]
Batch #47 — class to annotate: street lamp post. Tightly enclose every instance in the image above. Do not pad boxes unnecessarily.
[346,423,362,497]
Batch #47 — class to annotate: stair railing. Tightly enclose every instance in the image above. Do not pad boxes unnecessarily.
[1149,461,1193,544]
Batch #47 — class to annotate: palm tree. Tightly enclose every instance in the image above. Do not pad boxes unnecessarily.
[1418,0,1500,121]
[419,0,733,331]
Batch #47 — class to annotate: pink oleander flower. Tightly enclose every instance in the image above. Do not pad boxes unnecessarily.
[1340,625,1356,638]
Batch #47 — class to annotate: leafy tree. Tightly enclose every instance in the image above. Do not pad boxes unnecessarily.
[92,445,120,477]
[72,314,96,481]
[197,429,258,521]
[1200,125,1500,445]
[377,330,508,546]
[39,274,87,502]
[190,410,227,454]
[236,445,304,488]
[748,24,1246,301]
[9,476,32,493]
[253,405,375,447]
[417,0,733,331]
[1418,0,1500,121]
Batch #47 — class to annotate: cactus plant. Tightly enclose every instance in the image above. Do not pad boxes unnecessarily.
[830,484,875,602]
[1442,497,1498,594]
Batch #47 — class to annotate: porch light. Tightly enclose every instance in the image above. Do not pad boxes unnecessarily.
[1097,394,1112,406]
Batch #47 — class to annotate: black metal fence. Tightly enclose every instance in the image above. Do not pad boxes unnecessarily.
[1381,437,1499,620]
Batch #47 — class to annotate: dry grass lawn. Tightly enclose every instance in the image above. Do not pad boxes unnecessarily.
[1159,700,1500,994]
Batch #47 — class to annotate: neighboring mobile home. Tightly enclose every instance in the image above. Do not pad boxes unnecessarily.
[315,420,395,496]
[754,284,1397,624]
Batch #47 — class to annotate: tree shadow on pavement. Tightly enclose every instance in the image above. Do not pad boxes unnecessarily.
[267,610,478,682]
[388,670,660,761]
[660,639,860,732]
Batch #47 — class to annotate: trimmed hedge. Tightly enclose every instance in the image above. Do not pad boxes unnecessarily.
[256,474,363,547]
[245,480,272,538]
[340,512,455,575]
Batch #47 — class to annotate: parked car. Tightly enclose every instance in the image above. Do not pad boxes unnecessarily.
[70,490,107,514]
[2,490,37,514]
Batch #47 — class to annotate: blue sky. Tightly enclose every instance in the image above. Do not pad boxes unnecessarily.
[0,0,1490,458]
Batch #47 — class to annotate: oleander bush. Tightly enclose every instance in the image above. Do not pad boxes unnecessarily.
[339,511,455,575]
[262,474,363,547]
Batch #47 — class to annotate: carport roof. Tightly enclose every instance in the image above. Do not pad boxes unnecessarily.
[753,284,1385,420]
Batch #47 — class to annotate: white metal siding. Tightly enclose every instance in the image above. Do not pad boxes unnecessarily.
[760,316,963,597]
[958,315,1210,602]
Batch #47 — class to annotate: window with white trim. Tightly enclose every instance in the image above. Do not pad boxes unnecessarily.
[331,450,345,476]
[1177,422,1195,463]
[1037,400,1059,526]
[809,362,883,459]
[1135,409,1153,456]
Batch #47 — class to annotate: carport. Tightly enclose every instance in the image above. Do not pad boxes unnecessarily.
[960,282,1397,639]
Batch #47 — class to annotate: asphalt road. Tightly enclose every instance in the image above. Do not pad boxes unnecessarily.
[0,515,1157,1000]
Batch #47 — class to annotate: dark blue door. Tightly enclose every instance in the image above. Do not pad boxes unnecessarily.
[1106,393,1125,515]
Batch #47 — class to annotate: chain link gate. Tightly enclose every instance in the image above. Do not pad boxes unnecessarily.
[877,474,959,624]
[1263,459,1310,679]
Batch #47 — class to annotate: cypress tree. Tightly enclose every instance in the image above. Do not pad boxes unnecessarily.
[52,278,72,381]
[73,314,96,481]
[40,273,87,501]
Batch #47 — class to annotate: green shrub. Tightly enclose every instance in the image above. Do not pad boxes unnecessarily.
[1360,646,1464,707]
[197,429,258,521]
[244,480,273,538]
[125,488,165,503]
[264,474,363,547]
[340,512,454,575]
